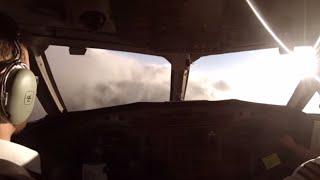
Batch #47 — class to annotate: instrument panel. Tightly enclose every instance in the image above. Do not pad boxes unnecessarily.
[15,100,315,180]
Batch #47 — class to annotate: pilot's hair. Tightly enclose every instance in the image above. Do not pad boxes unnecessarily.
[0,13,19,61]
[0,40,14,61]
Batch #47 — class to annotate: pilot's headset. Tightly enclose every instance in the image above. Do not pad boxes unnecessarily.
[0,13,37,125]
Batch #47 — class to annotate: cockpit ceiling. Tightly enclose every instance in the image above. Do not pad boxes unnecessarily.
[2,0,320,56]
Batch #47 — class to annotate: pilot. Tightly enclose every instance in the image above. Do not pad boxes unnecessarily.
[0,13,40,179]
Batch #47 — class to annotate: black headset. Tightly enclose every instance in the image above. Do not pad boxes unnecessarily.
[0,13,37,125]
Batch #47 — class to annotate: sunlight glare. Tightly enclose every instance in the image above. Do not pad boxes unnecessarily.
[287,47,318,78]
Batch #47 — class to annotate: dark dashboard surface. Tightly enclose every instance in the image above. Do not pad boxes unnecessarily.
[16,100,315,180]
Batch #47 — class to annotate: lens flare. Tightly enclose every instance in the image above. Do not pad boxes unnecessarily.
[246,0,320,78]
[246,0,292,54]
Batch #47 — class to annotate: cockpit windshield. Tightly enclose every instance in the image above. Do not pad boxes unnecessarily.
[185,46,319,114]
[45,46,171,112]
[36,45,320,116]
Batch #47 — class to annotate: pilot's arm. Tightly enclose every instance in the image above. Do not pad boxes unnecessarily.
[280,135,320,161]
[0,159,36,180]
[284,157,320,180]
[281,135,320,180]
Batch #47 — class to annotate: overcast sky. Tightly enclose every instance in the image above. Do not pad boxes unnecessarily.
[27,45,320,121]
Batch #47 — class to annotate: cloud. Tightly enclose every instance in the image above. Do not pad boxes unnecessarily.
[185,81,210,100]
[213,80,230,91]
[45,47,173,111]
[67,80,170,110]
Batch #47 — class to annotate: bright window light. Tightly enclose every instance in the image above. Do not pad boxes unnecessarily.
[288,46,318,78]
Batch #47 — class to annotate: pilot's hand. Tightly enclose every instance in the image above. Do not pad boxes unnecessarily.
[280,135,297,150]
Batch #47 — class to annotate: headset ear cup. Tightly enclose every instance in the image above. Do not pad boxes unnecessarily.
[6,69,37,125]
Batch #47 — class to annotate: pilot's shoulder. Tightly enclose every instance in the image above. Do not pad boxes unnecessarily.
[0,139,41,174]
